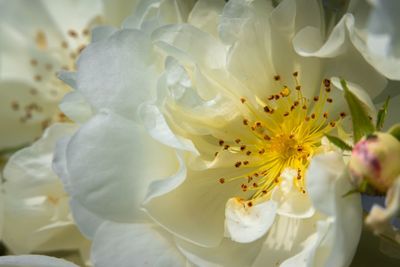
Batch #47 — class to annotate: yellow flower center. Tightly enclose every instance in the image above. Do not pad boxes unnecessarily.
[218,73,346,204]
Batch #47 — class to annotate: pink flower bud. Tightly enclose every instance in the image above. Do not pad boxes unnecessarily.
[349,133,400,193]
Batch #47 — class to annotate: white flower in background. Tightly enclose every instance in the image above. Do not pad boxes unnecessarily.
[53,0,385,267]
[0,0,138,151]
[1,124,91,261]
[348,0,400,81]
[297,0,400,81]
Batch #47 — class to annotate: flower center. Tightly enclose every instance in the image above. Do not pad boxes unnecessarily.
[9,26,94,130]
[218,73,346,204]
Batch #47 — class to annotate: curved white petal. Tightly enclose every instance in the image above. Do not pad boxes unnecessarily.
[271,188,315,219]
[307,152,363,267]
[252,215,324,267]
[176,236,264,267]
[2,124,81,254]
[225,198,277,243]
[59,91,93,124]
[64,110,179,222]
[91,222,185,267]
[0,255,79,267]
[69,199,105,240]
[76,29,160,120]
[293,14,353,58]
[188,0,225,38]
[144,168,242,247]
[152,24,227,69]
[139,104,198,153]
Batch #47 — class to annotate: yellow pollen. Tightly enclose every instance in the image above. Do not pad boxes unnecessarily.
[217,73,347,201]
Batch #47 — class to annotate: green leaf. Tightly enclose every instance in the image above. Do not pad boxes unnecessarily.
[342,188,359,198]
[388,123,400,142]
[341,79,375,142]
[376,96,390,130]
[325,134,353,151]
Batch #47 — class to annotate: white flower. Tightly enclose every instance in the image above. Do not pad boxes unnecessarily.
[348,0,400,81]
[0,0,137,151]
[54,0,384,266]
[1,123,91,259]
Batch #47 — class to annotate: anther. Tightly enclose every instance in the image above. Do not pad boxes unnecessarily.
[235,138,241,144]
[240,97,246,104]
[224,145,230,150]
[219,178,225,184]
[311,113,316,119]
[313,96,319,101]
[340,112,346,118]
[296,85,301,91]
[292,71,298,77]
[323,112,328,118]
[219,140,224,146]
[34,75,42,82]
[240,145,246,151]
[264,135,271,141]
[11,101,19,110]
[246,151,252,156]
[330,121,336,127]
[274,75,281,81]
[68,29,78,38]
[264,106,272,113]
[323,79,331,87]
[283,112,289,116]
[243,161,249,165]
[235,162,242,168]
[327,98,333,103]
[30,59,38,66]
[243,119,248,125]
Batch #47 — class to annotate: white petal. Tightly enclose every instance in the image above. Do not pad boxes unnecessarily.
[57,71,77,89]
[307,152,363,267]
[188,0,225,38]
[144,168,242,247]
[123,0,195,32]
[0,255,78,267]
[143,152,186,203]
[176,236,264,267]
[307,152,349,216]
[4,123,76,188]
[69,199,104,240]
[59,91,93,123]
[64,110,179,222]
[91,26,118,43]
[139,104,197,153]
[76,29,159,120]
[271,188,315,219]
[252,215,323,267]
[293,14,353,58]
[91,222,185,267]
[152,24,227,69]
[225,198,277,243]
[279,219,331,267]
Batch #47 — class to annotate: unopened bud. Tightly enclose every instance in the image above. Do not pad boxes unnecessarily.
[349,132,400,193]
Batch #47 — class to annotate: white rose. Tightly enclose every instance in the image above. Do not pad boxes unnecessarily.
[54,0,384,266]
